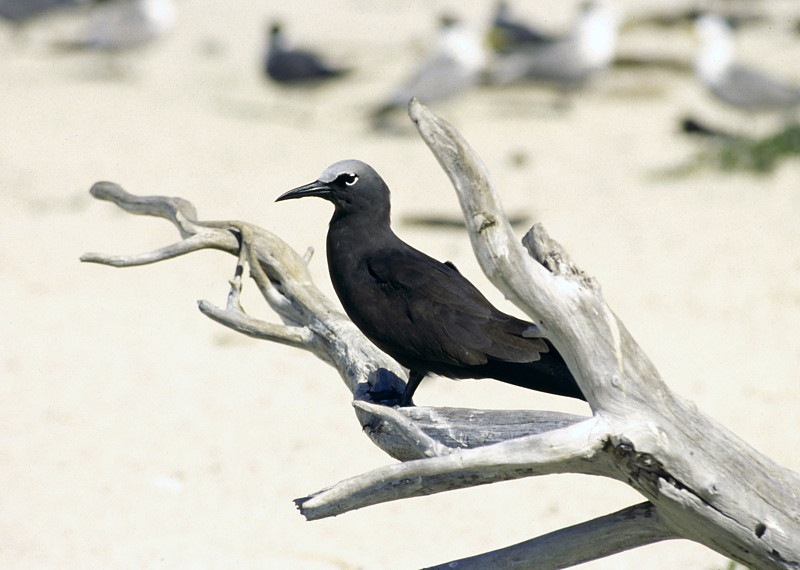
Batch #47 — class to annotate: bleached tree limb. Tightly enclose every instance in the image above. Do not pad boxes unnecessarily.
[82,101,800,568]
[426,502,676,570]
[198,300,313,347]
[351,400,453,459]
[296,416,610,521]
[80,234,222,267]
[355,400,587,457]
[406,98,800,568]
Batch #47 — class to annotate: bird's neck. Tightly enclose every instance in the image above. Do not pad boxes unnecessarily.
[326,209,398,264]
[696,30,734,84]
[142,0,175,31]
[270,33,287,54]
[331,200,391,225]
[439,26,486,70]
[576,3,618,68]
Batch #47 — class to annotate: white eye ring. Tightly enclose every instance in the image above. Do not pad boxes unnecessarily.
[345,174,358,186]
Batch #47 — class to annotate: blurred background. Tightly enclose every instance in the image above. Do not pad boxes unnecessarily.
[2,0,799,567]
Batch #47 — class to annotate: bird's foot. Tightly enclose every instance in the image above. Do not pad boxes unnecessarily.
[359,368,410,406]
[369,389,410,407]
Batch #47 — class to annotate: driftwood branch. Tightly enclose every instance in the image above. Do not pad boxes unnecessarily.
[295,415,610,521]
[83,99,800,568]
[426,502,675,570]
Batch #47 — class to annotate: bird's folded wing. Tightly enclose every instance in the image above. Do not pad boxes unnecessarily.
[365,249,548,365]
[726,65,800,107]
[388,54,476,108]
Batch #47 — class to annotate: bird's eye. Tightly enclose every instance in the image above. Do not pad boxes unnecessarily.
[340,173,358,186]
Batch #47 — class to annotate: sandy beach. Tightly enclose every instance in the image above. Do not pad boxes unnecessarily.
[2,1,799,567]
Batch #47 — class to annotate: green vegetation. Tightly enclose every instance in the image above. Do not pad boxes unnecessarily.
[679,122,800,175]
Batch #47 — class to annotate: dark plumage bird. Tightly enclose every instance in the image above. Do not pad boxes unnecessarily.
[264,22,349,84]
[0,0,84,25]
[488,1,552,53]
[276,159,584,406]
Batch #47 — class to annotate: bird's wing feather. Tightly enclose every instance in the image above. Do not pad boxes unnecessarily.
[389,54,476,107]
[722,65,800,108]
[363,248,547,367]
[488,38,586,85]
[269,50,341,80]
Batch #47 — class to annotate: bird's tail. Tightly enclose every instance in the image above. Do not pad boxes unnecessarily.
[490,341,585,401]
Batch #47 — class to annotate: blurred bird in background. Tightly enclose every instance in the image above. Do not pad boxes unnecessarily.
[53,0,176,51]
[487,1,551,53]
[263,21,350,85]
[693,13,800,115]
[484,1,620,92]
[371,14,486,129]
[0,0,86,27]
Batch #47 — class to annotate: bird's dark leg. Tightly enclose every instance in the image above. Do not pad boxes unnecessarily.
[399,370,426,407]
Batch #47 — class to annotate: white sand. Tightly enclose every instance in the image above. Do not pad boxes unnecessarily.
[2,1,799,568]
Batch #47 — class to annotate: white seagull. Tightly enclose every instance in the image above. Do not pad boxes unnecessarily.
[486,1,620,88]
[694,13,800,113]
[372,15,487,120]
[59,0,176,51]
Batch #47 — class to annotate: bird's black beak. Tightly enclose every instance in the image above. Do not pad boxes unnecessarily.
[275,180,332,202]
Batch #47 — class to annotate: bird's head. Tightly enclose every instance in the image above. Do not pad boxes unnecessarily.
[269,22,283,37]
[276,159,391,218]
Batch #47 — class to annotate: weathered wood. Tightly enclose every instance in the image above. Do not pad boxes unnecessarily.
[407,98,800,568]
[426,502,677,570]
[82,100,800,569]
[295,416,613,521]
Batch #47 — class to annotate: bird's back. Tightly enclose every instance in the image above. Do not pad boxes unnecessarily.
[488,39,588,86]
[384,53,478,110]
[265,28,347,83]
[716,65,800,111]
[267,49,342,82]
